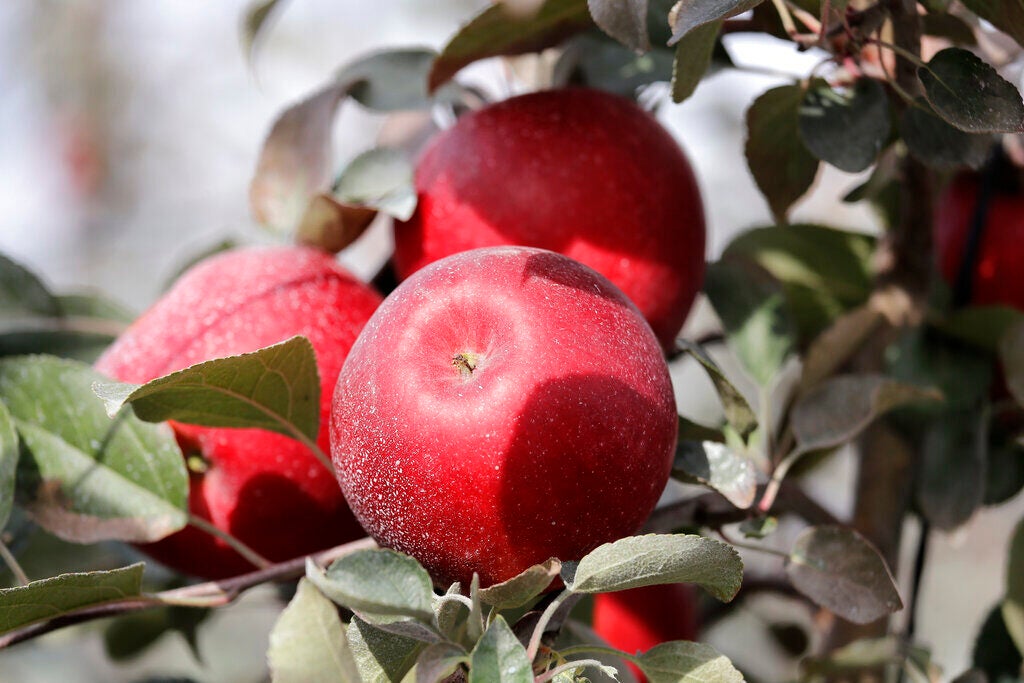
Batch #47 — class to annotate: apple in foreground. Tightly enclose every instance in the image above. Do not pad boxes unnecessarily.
[935,171,1024,310]
[330,246,678,587]
[96,246,382,579]
[593,584,700,682]
[393,87,706,350]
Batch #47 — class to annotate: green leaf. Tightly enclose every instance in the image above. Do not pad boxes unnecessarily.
[1000,321,1024,409]
[1004,517,1024,653]
[938,305,1024,352]
[798,78,891,173]
[704,259,797,386]
[0,252,60,319]
[268,579,360,683]
[916,407,987,530]
[921,12,977,46]
[563,534,742,602]
[792,374,943,454]
[588,0,650,51]
[745,84,820,221]
[558,32,675,98]
[668,0,764,44]
[477,558,561,610]
[433,582,468,642]
[801,637,907,677]
[104,603,210,663]
[348,616,424,683]
[240,0,288,63]
[670,20,722,104]
[676,341,757,439]
[0,401,16,531]
[919,48,1024,134]
[95,336,320,444]
[973,605,1024,682]
[959,1,1024,49]
[334,147,416,221]
[429,0,593,92]
[635,641,744,683]
[739,516,778,539]
[723,223,874,341]
[0,356,187,543]
[338,49,452,113]
[0,563,144,635]
[673,440,756,509]
[786,526,903,624]
[902,97,995,169]
[306,550,434,623]
[417,642,469,683]
[468,617,532,683]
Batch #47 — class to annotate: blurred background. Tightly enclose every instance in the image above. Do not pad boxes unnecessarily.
[0,1,1021,681]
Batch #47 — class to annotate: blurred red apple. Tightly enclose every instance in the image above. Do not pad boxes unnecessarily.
[393,88,706,350]
[331,246,677,587]
[96,246,382,579]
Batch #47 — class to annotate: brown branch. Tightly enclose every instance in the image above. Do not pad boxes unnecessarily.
[0,536,377,649]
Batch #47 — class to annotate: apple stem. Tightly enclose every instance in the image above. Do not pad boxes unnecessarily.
[0,539,29,586]
[187,514,274,570]
[452,352,477,378]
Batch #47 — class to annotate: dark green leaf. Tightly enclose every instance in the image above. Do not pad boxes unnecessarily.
[240,0,288,62]
[0,564,144,635]
[468,617,532,683]
[0,252,59,319]
[739,516,778,539]
[985,425,1024,506]
[55,293,133,323]
[677,415,725,443]
[670,20,722,103]
[959,1,1024,49]
[0,402,16,530]
[635,641,744,683]
[334,147,416,221]
[588,0,650,51]
[477,558,561,610]
[916,407,987,530]
[1005,517,1024,653]
[348,616,424,683]
[1000,321,1024,409]
[417,642,469,683]
[268,579,360,683]
[902,98,995,169]
[673,440,757,509]
[429,0,592,92]
[937,306,1024,352]
[973,605,1024,682]
[1,356,187,543]
[798,78,891,173]
[668,0,764,44]
[704,259,797,386]
[786,526,903,624]
[921,12,977,45]
[919,48,1024,134]
[95,336,320,444]
[792,374,942,454]
[104,603,209,663]
[563,533,742,602]
[676,341,757,439]
[306,550,434,622]
[557,33,675,98]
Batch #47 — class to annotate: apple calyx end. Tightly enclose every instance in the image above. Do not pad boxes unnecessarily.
[452,352,478,378]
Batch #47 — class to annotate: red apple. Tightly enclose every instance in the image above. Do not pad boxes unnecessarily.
[935,172,1024,310]
[330,246,677,587]
[96,246,382,579]
[393,88,706,351]
[593,584,700,682]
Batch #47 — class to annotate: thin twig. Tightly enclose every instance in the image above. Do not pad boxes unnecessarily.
[0,539,29,586]
[187,514,273,570]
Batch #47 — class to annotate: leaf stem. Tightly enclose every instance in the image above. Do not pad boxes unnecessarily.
[187,514,273,570]
[526,588,572,662]
[535,658,610,683]
[0,539,29,586]
[556,644,631,661]
[718,527,790,560]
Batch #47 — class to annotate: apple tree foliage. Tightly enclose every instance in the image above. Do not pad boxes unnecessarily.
[3,0,1024,681]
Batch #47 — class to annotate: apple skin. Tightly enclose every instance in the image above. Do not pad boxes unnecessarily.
[593,584,700,682]
[95,246,382,579]
[393,88,706,350]
[935,173,1024,310]
[330,246,677,588]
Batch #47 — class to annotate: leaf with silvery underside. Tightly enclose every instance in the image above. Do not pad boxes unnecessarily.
[348,616,425,683]
[563,534,742,602]
[429,0,593,92]
[417,642,469,683]
[676,341,757,440]
[334,147,416,222]
[338,49,458,113]
[468,617,532,683]
[478,558,561,609]
[0,356,186,544]
[94,336,320,445]
[786,526,903,624]
[673,440,757,509]
[0,564,144,636]
[792,374,943,455]
[588,0,650,51]
[305,550,434,623]
[0,401,16,531]
[634,641,744,683]
[267,579,360,683]
[919,48,1024,134]
[668,0,764,44]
